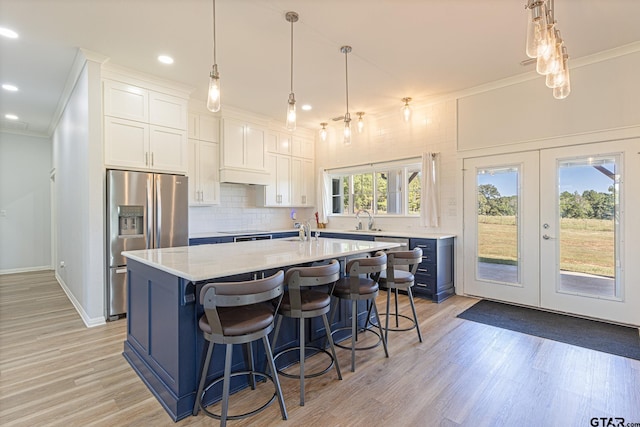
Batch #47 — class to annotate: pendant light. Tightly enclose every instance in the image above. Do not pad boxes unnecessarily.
[285,12,299,131]
[319,122,328,141]
[356,112,365,133]
[341,45,352,145]
[401,97,412,122]
[207,0,221,112]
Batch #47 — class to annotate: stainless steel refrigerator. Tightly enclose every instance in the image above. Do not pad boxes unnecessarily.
[106,169,188,319]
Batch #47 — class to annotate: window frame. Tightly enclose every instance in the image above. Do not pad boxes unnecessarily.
[328,160,421,217]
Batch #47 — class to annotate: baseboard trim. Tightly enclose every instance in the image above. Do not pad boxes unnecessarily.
[0,265,53,275]
[54,271,106,328]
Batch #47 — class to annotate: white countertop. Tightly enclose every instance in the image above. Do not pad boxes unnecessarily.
[123,238,401,282]
[189,229,455,240]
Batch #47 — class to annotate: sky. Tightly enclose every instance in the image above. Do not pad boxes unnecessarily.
[477,163,615,197]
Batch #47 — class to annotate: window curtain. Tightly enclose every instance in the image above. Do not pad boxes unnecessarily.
[420,152,440,227]
[317,168,331,224]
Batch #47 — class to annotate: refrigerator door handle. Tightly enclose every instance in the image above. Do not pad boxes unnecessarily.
[146,174,154,249]
[155,175,162,248]
[115,267,127,274]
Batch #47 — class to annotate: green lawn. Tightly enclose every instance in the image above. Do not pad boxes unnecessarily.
[478,215,615,277]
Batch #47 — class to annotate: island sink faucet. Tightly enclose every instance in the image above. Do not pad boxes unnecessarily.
[355,209,374,230]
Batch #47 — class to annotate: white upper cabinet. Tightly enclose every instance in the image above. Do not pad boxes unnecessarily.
[291,136,314,159]
[103,78,188,174]
[188,138,220,206]
[291,157,314,207]
[219,117,269,185]
[103,81,149,122]
[266,131,292,155]
[188,113,219,143]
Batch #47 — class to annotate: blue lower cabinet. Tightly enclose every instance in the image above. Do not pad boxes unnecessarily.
[409,237,454,303]
[189,236,234,245]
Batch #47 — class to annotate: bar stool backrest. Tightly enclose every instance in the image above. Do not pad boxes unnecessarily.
[345,251,387,293]
[200,270,284,336]
[284,259,340,315]
[386,248,423,284]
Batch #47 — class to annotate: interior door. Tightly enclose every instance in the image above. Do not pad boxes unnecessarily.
[463,152,540,306]
[539,140,640,326]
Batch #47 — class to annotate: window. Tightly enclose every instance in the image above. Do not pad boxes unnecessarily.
[329,161,421,216]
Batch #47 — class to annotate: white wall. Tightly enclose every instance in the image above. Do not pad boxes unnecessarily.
[315,99,458,234]
[52,56,105,326]
[189,183,316,235]
[0,132,52,273]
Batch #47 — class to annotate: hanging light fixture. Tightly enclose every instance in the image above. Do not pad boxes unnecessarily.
[285,11,299,131]
[525,0,570,99]
[319,122,328,141]
[207,0,221,112]
[401,97,412,122]
[356,112,365,133]
[341,45,353,145]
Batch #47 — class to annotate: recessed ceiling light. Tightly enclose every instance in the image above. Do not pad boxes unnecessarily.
[158,55,174,65]
[301,104,312,111]
[2,84,18,92]
[5,114,19,120]
[0,27,19,39]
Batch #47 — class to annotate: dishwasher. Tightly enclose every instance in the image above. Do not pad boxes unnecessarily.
[374,236,410,252]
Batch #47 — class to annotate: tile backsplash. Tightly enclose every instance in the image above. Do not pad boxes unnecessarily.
[188,183,315,235]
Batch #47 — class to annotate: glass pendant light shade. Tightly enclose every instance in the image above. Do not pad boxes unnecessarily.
[553,52,571,99]
[344,113,352,145]
[545,35,565,88]
[286,93,296,131]
[320,122,328,141]
[536,24,557,75]
[207,64,221,112]
[526,1,550,59]
[356,112,365,133]
[401,97,412,122]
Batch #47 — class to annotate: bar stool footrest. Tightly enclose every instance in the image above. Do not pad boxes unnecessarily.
[273,346,335,379]
[332,326,383,351]
[199,370,277,421]
[379,312,418,332]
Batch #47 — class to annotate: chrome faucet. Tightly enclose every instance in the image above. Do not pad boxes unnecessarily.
[302,220,311,240]
[356,209,374,230]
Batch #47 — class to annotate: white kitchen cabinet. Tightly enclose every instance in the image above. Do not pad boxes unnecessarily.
[188,113,219,143]
[291,157,315,207]
[103,80,149,122]
[103,79,188,174]
[291,136,314,159]
[266,131,292,155]
[188,138,220,205]
[219,117,269,185]
[104,117,149,170]
[257,153,291,206]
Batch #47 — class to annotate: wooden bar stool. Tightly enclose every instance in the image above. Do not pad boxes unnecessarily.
[193,271,288,427]
[330,251,388,372]
[271,259,342,406]
[378,248,423,345]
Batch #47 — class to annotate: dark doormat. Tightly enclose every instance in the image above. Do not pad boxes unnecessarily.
[458,299,640,361]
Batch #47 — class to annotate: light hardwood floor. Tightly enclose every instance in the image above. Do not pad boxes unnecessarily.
[1,271,639,427]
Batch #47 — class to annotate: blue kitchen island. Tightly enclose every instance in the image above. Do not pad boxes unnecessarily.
[122,238,399,421]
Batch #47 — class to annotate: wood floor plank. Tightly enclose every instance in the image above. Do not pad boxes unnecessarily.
[1,271,639,426]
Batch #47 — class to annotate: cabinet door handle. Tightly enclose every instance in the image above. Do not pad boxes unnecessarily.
[145,152,149,166]
[418,268,429,273]
[151,152,154,166]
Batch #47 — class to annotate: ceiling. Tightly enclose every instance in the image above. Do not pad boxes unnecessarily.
[1,0,640,136]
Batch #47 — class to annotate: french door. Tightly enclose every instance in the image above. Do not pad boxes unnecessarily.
[463,139,640,326]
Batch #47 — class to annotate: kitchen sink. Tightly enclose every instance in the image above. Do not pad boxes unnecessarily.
[342,229,384,233]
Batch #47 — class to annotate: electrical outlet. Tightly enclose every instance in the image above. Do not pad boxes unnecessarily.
[60,261,65,268]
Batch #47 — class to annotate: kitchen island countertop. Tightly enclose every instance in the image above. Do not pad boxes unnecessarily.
[123,237,400,282]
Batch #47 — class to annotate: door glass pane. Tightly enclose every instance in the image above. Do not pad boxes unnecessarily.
[557,156,619,298]
[476,166,520,284]
[408,168,421,215]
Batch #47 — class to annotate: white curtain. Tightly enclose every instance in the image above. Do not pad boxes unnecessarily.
[420,152,440,227]
[317,168,332,224]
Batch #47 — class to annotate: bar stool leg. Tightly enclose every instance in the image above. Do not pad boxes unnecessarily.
[394,288,400,327]
[193,340,215,416]
[221,344,234,427]
[407,288,423,342]
[372,302,389,358]
[351,299,357,372]
[385,287,392,346]
[299,317,305,406]
[322,313,342,380]
[263,336,288,420]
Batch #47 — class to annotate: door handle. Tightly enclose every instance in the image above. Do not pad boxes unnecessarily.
[542,234,555,240]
